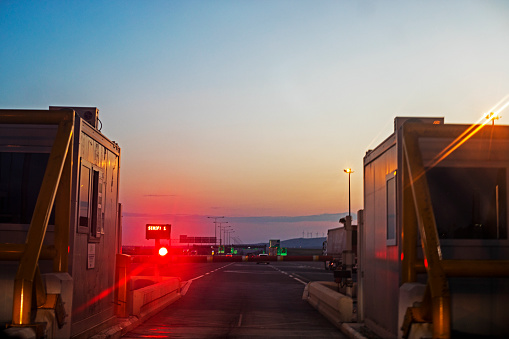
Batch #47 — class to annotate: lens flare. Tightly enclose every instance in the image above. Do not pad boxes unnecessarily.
[428,94,509,169]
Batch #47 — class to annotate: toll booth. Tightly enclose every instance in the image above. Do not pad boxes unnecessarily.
[0,107,121,338]
[361,117,509,338]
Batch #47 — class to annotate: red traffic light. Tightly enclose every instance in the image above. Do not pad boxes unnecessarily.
[158,246,168,256]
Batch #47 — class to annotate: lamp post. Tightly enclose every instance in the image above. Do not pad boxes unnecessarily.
[217,222,229,246]
[228,230,235,246]
[207,216,224,245]
[225,227,233,246]
[344,168,354,217]
[343,168,355,298]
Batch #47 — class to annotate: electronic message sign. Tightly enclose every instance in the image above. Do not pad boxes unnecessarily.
[145,224,171,239]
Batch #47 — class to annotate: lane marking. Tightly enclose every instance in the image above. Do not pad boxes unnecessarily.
[293,277,307,285]
[181,263,235,295]
[237,313,243,327]
[292,273,306,280]
[270,263,308,285]
[181,280,192,295]
[223,270,280,274]
[189,275,205,281]
[187,263,233,282]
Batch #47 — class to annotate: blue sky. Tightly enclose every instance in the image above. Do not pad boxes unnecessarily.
[2,1,509,243]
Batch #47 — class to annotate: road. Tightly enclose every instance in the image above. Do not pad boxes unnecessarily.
[123,260,347,338]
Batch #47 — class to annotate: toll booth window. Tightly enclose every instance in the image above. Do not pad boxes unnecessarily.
[426,167,507,239]
[90,170,103,239]
[386,173,397,245]
[0,152,54,224]
[78,165,91,232]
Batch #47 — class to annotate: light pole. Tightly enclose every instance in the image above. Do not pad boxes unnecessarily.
[344,168,354,217]
[224,226,232,246]
[207,216,224,245]
[217,222,229,246]
[225,228,234,246]
[228,230,235,245]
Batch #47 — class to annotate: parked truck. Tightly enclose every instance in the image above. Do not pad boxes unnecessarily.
[323,223,357,270]
[268,239,280,255]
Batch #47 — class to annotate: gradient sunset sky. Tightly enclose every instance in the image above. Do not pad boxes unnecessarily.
[2,1,509,244]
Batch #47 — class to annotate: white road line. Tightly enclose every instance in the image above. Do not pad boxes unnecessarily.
[181,263,235,295]
[293,277,307,285]
[181,280,192,295]
[189,275,205,281]
[270,264,308,285]
[237,313,243,327]
[292,273,307,281]
[188,263,232,282]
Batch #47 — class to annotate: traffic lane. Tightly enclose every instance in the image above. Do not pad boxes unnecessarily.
[123,262,346,338]
[271,261,335,284]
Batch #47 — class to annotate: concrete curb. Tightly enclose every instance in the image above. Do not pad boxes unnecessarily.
[341,323,369,339]
[90,280,188,339]
[304,281,368,339]
[306,281,354,323]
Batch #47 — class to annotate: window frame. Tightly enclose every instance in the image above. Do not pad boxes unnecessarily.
[386,171,397,246]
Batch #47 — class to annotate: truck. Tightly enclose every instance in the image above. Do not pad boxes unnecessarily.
[323,223,357,270]
[268,239,280,255]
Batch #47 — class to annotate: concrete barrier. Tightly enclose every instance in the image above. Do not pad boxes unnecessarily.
[90,278,185,339]
[303,281,354,327]
[132,277,182,316]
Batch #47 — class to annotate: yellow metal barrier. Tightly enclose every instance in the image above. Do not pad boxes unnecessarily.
[402,123,450,339]
[0,244,57,261]
[401,122,509,338]
[0,109,74,326]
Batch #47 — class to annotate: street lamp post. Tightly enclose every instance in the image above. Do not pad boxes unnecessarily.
[342,168,355,298]
[207,216,224,245]
[224,226,233,246]
[344,168,354,217]
[217,222,229,246]
[228,230,235,246]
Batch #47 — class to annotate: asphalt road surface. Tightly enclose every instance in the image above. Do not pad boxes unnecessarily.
[123,261,347,338]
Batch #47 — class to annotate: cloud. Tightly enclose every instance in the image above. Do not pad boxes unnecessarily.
[143,194,177,197]
[122,212,355,222]
[229,213,354,223]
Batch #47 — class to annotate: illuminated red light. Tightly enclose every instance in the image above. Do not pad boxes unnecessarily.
[424,258,428,268]
[400,252,404,261]
[158,247,168,256]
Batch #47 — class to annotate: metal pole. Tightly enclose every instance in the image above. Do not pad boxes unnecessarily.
[217,222,228,246]
[344,169,354,217]
[348,172,351,217]
[207,216,224,245]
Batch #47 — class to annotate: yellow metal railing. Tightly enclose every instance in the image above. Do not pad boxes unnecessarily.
[0,109,74,326]
[401,122,509,338]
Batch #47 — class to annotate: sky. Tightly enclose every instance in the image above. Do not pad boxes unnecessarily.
[2,1,509,244]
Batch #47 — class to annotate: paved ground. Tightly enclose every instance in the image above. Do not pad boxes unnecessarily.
[123,261,346,338]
